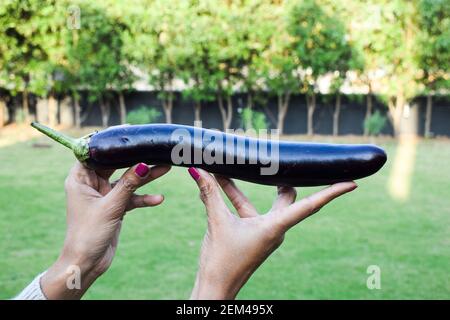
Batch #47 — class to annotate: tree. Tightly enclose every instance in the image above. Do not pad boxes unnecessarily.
[367,0,421,136]
[65,2,130,127]
[104,1,138,124]
[178,0,239,130]
[37,2,69,127]
[178,3,216,123]
[329,46,363,137]
[324,1,363,136]
[233,1,275,112]
[264,4,299,134]
[344,0,385,136]
[417,0,450,137]
[206,1,248,130]
[288,0,352,135]
[0,0,60,123]
[128,0,187,124]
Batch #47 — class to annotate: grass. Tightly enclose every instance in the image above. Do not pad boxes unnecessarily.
[0,131,449,299]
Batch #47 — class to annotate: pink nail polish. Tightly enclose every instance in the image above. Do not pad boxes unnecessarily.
[188,167,200,181]
[135,163,149,177]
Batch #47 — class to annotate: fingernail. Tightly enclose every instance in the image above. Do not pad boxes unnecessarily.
[135,163,149,178]
[188,167,200,181]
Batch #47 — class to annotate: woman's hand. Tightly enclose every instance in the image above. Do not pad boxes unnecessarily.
[188,167,357,300]
[41,162,171,299]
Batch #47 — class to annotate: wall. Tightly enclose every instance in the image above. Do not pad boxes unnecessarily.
[7,91,450,137]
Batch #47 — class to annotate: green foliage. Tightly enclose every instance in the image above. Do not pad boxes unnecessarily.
[0,0,448,130]
[240,108,267,131]
[126,106,161,125]
[0,0,66,96]
[126,0,188,101]
[264,2,299,98]
[178,3,217,107]
[346,94,365,104]
[364,110,387,136]
[288,0,357,89]
[252,111,268,132]
[416,0,450,93]
[64,2,132,103]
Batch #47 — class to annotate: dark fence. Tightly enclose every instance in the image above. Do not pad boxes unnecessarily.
[6,91,450,137]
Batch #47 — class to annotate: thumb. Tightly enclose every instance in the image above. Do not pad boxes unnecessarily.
[103,163,155,215]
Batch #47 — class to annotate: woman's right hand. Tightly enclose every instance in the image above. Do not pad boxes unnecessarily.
[188,167,357,300]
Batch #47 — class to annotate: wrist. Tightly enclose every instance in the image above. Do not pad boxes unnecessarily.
[40,253,100,299]
[191,270,247,300]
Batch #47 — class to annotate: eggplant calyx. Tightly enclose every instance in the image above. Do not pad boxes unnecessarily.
[30,122,90,161]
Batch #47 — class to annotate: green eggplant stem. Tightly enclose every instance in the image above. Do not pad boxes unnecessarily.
[30,122,90,161]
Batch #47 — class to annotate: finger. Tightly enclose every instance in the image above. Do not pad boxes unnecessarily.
[187,167,229,218]
[117,180,165,208]
[103,163,170,213]
[126,194,165,211]
[271,186,297,212]
[214,175,257,218]
[110,165,171,190]
[142,165,171,184]
[280,182,357,230]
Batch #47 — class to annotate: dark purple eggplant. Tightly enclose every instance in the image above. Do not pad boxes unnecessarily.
[31,122,387,187]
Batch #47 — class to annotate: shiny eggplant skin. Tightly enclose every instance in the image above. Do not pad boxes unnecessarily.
[85,124,387,187]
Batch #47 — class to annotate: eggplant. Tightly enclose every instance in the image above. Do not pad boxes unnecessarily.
[31,122,387,187]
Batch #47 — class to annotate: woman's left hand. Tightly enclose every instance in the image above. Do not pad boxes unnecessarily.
[41,162,171,299]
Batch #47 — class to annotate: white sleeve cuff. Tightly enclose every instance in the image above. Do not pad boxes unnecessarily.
[13,271,48,300]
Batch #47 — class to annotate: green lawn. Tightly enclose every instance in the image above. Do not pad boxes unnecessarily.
[0,133,449,299]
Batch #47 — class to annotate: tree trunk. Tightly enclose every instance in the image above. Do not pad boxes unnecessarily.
[163,104,172,124]
[364,92,373,136]
[424,94,432,138]
[194,101,201,122]
[306,92,316,136]
[218,95,227,130]
[22,88,30,122]
[163,93,173,124]
[247,92,253,109]
[73,94,81,128]
[333,92,341,136]
[277,92,291,135]
[225,95,233,129]
[218,94,232,130]
[99,96,110,127]
[118,92,127,124]
[262,103,277,127]
[387,93,405,137]
[0,98,6,128]
[48,93,58,127]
